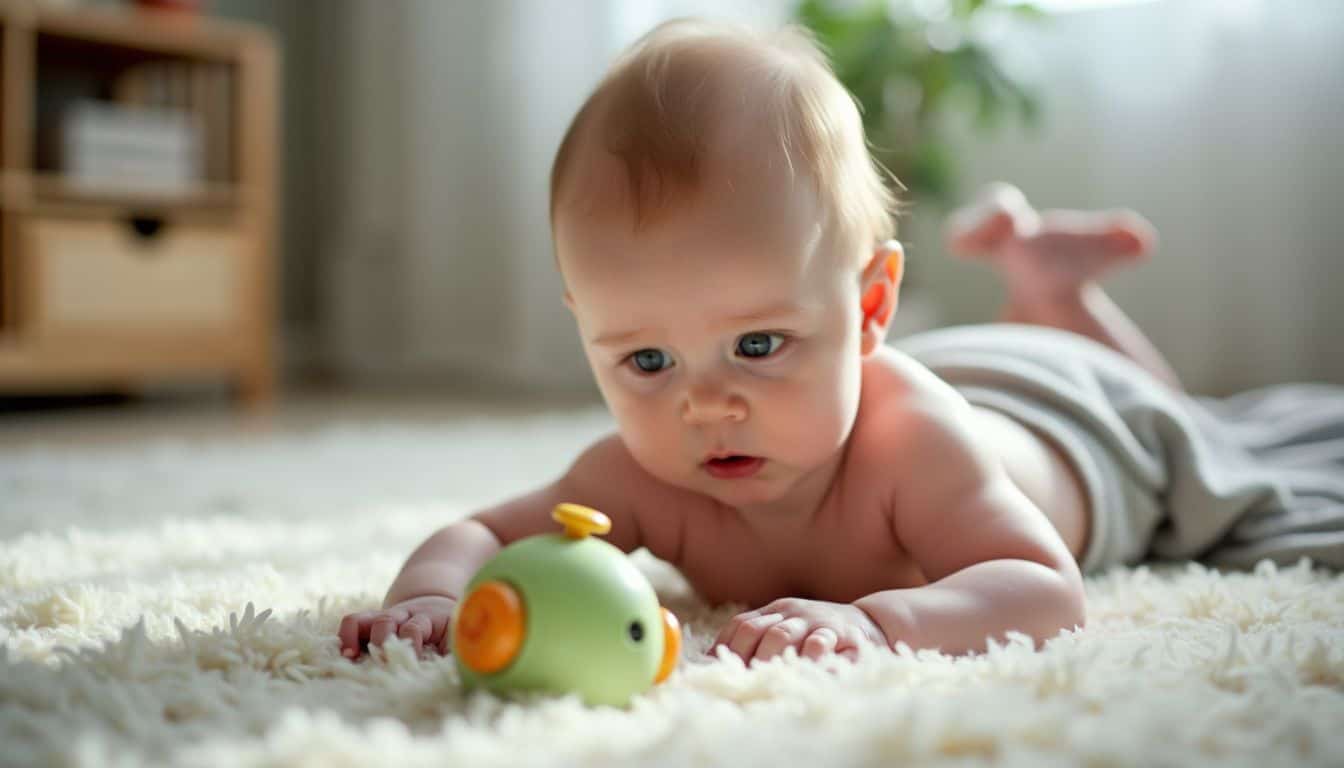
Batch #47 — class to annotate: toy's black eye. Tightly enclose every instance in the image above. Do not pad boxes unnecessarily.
[628,621,645,642]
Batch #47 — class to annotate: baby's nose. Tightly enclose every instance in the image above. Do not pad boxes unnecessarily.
[682,381,747,424]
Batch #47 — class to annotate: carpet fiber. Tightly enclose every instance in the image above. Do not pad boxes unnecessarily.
[2,407,1342,767]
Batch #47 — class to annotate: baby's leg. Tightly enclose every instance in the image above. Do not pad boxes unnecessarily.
[945,182,1182,390]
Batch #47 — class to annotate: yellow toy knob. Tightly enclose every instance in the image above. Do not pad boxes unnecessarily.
[552,503,611,539]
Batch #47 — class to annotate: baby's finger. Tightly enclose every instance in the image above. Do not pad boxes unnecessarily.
[754,617,810,661]
[802,627,838,661]
[711,610,759,650]
[399,613,432,653]
[438,625,454,656]
[338,612,374,658]
[726,612,783,662]
[369,615,399,649]
[426,608,455,653]
[834,627,877,662]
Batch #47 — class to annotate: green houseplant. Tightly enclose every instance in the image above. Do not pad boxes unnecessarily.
[795,0,1045,210]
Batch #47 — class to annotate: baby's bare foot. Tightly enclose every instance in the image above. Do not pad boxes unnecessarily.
[944,181,1036,257]
[945,182,1157,302]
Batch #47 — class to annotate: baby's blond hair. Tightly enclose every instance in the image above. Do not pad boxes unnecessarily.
[550,17,898,263]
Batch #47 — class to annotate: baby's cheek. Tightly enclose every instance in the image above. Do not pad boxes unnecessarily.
[775,379,856,458]
[612,401,682,469]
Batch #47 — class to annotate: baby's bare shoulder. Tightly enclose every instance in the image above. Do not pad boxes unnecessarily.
[857,346,974,427]
[850,348,989,480]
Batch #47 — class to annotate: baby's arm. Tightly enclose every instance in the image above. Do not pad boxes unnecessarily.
[853,402,1086,655]
[338,433,667,657]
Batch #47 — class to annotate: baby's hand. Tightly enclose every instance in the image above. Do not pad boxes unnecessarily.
[711,598,887,663]
[338,595,457,658]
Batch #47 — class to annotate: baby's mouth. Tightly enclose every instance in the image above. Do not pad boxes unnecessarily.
[702,455,765,479]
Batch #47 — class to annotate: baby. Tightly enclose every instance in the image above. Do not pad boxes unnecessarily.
[339,19,1339,664]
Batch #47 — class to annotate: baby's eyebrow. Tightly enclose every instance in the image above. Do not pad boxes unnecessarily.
[593,328,649,347]
[591,303,809,347]
[718,302,809,326]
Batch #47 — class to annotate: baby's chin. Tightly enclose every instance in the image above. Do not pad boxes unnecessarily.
[686,460,806,508]
[700,482,781,509]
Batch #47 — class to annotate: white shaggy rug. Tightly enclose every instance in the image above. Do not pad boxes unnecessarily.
[2,405,1343,767]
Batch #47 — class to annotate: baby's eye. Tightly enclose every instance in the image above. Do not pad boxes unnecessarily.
[736,332,785,359]
[629,348,672,373]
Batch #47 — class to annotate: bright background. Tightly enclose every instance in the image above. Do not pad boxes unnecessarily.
[238,0,1340,398]
[5,0,1342,424]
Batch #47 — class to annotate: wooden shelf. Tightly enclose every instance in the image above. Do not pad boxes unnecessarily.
[0,333,245,388]
[0,0,277,406]
[32,171,240,210]
[16,3,266,60]
[3,170,240,212]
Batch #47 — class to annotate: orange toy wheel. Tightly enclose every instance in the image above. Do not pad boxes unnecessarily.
[454,581,525,674]
[654,607,682,684]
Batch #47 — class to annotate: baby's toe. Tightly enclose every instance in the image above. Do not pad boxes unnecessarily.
[945,182,1038,258]
[1104,211,1157,258]
[946,209,1016,257]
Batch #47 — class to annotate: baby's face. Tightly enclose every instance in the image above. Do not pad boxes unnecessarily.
[558,177,865,510]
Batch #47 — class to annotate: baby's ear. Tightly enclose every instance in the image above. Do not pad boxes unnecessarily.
[863,239,904,289]
[859,241,904,356]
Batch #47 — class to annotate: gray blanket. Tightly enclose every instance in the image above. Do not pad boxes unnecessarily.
[897,324,1344,573]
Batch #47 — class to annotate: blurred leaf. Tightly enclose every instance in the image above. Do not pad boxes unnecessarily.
[1009,3,1050,20]
[951,0,985,18]
[911,139,958,205]
[793,0,1046,210]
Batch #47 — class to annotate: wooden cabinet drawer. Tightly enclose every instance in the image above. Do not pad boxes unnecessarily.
[24,217,240,336]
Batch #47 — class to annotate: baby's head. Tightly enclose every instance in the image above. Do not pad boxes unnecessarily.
[551,18,903,509]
